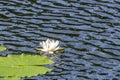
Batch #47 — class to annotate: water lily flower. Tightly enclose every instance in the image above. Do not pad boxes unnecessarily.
[39,39,60,54]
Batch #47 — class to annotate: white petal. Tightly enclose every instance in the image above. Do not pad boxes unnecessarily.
[55,40,59,47]
[46,39,50,43]
[49,51,54,54]
[42,42,47,49]
[40,49,48,52]
[55,47,59,50]
[49,42,55,50]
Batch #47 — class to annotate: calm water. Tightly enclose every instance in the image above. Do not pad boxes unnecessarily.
[0,0,120,80]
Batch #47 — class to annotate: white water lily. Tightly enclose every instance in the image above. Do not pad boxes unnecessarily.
[39,39,60,54]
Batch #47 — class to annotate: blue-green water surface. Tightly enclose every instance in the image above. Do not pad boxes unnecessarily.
[0,0,120,80]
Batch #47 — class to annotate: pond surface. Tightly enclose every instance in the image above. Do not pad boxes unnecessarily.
[0,0,120,80]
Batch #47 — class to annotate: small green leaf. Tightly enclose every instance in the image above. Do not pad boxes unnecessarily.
[0,54,54,79]
[0,46,6,52]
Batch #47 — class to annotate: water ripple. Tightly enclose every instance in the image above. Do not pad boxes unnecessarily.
[0,0,120,80]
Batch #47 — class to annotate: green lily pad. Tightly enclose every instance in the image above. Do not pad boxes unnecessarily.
[0,46,6,52]
[0,77,20,80]
[0,54,54,79]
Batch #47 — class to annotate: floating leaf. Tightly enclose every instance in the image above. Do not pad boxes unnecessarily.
[0,46,6,52]
[0,54,54,79]
[0,77,20,80]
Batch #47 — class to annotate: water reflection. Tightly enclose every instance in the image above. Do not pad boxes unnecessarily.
[0,0,120,80]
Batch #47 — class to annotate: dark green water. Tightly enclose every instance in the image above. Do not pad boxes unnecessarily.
[0,0,120,80]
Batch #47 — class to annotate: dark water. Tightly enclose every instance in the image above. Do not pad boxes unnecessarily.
[0,0,120,80]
